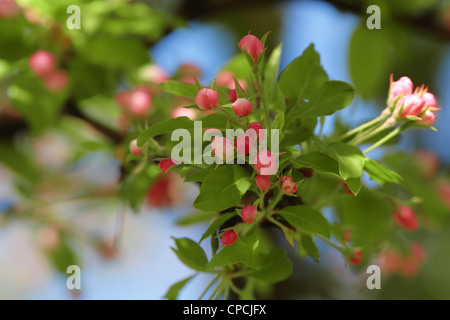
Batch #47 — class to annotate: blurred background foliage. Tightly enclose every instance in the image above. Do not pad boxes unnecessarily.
[1,0,450,299]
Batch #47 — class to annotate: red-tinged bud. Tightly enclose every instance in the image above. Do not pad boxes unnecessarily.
[229,89,238,102]
[129,139,142,155]
[217,71,235,89]
[255,175,271,191]
[171,107,196,120]
[239,34,264,63]
[300,168,314,178]
[422,92,437,109]
[281,176,297,194]
[248,122,264,142]
[349,249,363,265]
[253,149,277,175]
[212,136,234,162]
[195,88,219,110]
[115,91,130,108]
[413,150,440,179]
[399,94,426,117]
[139,64,169,84]
[393,205,419,230]
[128,87,152,116]
[158,159,176,173]
[380,250,403,274]
[221,229,237,245]
[342,229,352,242]
[232,98,253,117]
[389,75,413,106]
[44,70,68,92]
[29,50,56,77]
[0,0,20,18]
[147,173,183,207]
[235,133,254,155]
[241,205,257,223]
[418,110,436,126]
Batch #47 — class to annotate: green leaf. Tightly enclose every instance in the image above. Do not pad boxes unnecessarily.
[328,142,365,180]
[137,117,194,147]
[176,211,215,226]
[277,205,331,238]
[193,165,251,212]
[199,212,237,243]
[164,276,194,300]
[49,238,79,275]
[184,169,210,183]
[249,248,293,283]
[295,81,355,118]
[78,95,121,131]
[0,141,40,183]
[349,24,391,100]
[159,81,198,99]
[279,44,326,105]
[208,235,259,269]
[292,152,340,176]
[298,234,320,262]
[121,164,160,211]
[335,187,393,247]
[263,43,282,104]
[171,238,209,272]
[364,158,403,185]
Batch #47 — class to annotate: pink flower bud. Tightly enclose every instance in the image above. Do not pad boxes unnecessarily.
[281,176,297,194]
[195,88,219,110]
[115,91,130,108]
[255,175,271,191]
[253,149,277,175]
[217,71,235,89]
[342,229,352,242]
[413,150,440,179]
[44,70,68,92]
[241,205,257,223]
[399,94,426,117]
[248,122,264,142]
[158,159,176,173]
[422,92,437,109]
[235,133,254,155]
[349,249,363,265]
[128,87,152,117]
[212,136,234,162]
[229,89,238,102]
[239,34,264,63]
[389,76,413,104]
[0,0,20,18]
[147,173,183,207]
[418,110,436,126]
[232,98,253,117]
[171,107,196,120]
[139,64,169,84]
[29,50,56,77]
[221,229,237,245]
[178,63,202,78]
[393,205,418,230]
[129,139,142,155]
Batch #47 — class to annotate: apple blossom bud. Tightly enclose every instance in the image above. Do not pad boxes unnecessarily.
[399,94,426,117]
[212,136,234,162]
[248,122,264,142]
[239,34,264,63]
[349,249,363,265]
[171,107,196,120]
[281,176,297,194]
[241,205,257,223]
[217,71,235,89]
[29,50,56,77]
[139,64,169,84]
[147,173,183,207]
[232,98,253,117]
[422,92,437,109]
[255,175,271,191]
[195,88,219,110]
[129,139,142,155]
[158,159,176,173]
[253,149,277,175]
[0,0,20,18]
[393,205,418,230]
[44,70,68,92]
[418,110,436,126]
[436,182,450,208]
[115,91,130,108]
[229,89,238,102]
[413,150,440,179]
[235,133,254,155]
[342,229,352,242]
[128,87,152,116]
[221,229,237,245]
[389,76,413,106]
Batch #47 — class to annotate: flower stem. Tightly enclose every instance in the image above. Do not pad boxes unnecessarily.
[255,71,271,131]
[198,274,220,300]
[266,188,283,213]
[363,126,403,154]
[338,109,389,141]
